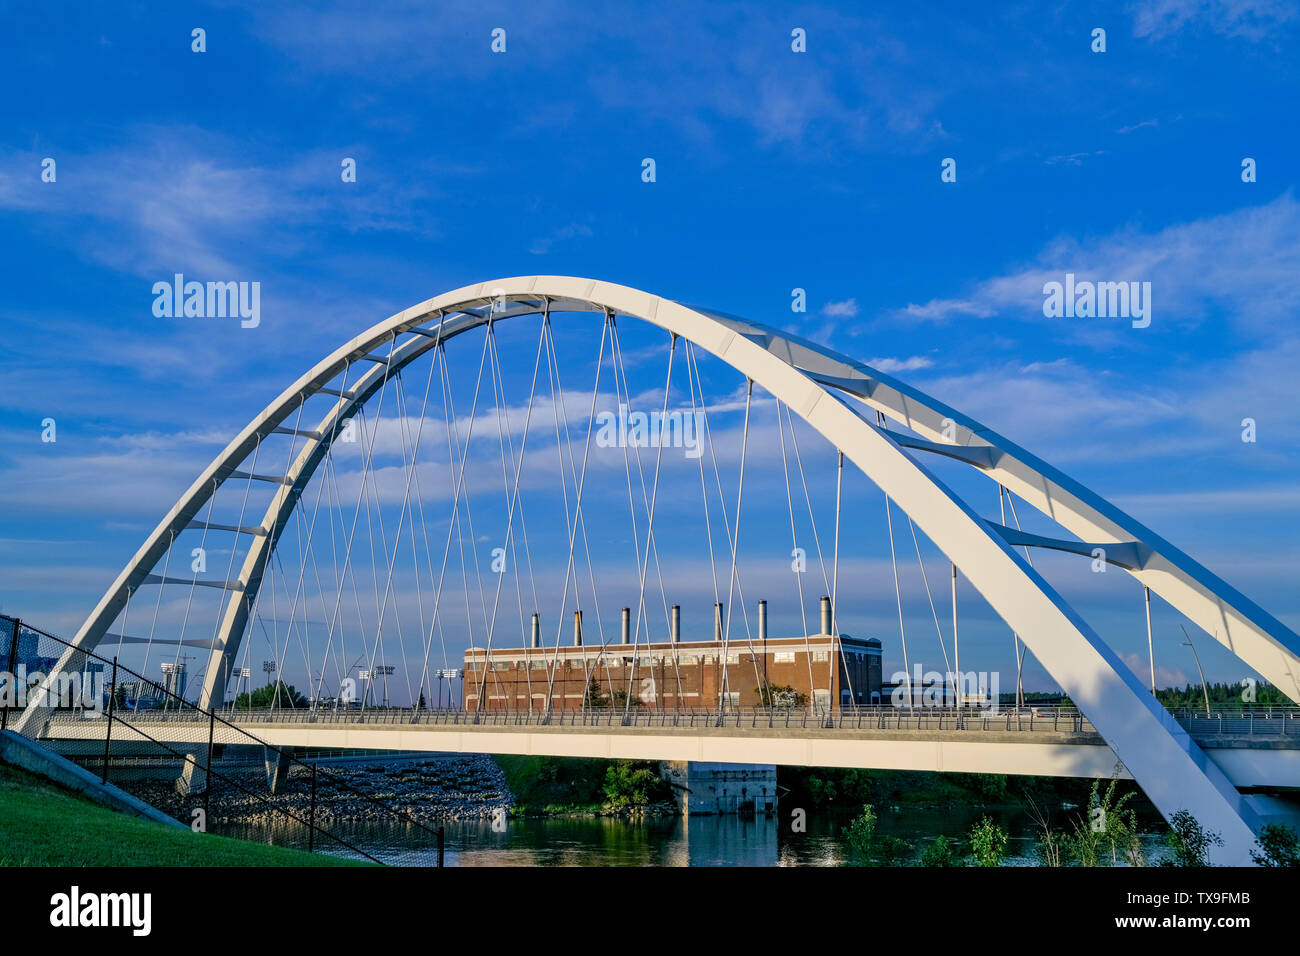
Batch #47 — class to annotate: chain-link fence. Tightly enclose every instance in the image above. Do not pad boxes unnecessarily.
[1,615,447,866]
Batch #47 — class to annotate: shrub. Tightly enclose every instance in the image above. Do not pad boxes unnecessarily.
[1161,810,1222,867]
[920,835,958,867]
[969,816,1009,867]
[843,804,877,859]
[1251,823,1300,867]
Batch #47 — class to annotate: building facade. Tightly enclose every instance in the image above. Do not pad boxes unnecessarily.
[464,598,882,713]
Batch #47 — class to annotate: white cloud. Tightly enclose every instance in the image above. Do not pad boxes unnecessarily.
[1130,0,1297,40]
[867,355,934,373]
[0,132,440,280]
[1121,652,1190,689]
[822,298,860,318]
[891,194,1300,339]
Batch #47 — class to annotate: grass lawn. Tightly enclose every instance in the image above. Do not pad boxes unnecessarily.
[0,763,367,866]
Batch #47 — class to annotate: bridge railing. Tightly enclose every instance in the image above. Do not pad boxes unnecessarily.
[0,615,448,866]
[183,704,1296,738]
[184,704,1104,735]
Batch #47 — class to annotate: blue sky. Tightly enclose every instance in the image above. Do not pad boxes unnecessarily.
[1,1,1298,697]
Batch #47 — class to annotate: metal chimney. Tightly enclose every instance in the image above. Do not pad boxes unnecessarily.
[820,596,832,636]
[671,605,681,643]
[714,602,724,641]
[621,607,631,645]
[531,612,541,649]
[573,610,583,647]
[759,600,768,642]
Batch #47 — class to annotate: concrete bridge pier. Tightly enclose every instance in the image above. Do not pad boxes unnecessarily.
[661,761,778,817]
[174,744,297,796]
[174,749,209,797]
[264,745,295,794]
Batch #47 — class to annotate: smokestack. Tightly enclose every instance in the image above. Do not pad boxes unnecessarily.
[531,612,541,648]
[621,607,631,645]
[573,610,583,647]
[820,596,832,636]
[714,602,724,641]
[759,600,768,642]
[671,605,681,643]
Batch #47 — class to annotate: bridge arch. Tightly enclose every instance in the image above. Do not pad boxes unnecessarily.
[35,276,1300,863]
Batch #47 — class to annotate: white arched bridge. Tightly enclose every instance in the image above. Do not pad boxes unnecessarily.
[19,276,1300,865]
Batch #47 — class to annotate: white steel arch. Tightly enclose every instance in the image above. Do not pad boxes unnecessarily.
[31,276,1300,864]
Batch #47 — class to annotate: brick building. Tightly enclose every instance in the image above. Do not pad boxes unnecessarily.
[464,597,882,713]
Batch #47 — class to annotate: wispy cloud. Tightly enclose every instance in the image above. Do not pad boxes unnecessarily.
[1117,118,1160,134]
[822,298,859,318]
[0,130,442,280]
[1130,0,1298,40]
[530,222,593,255]
[1045,150,1106,165]
[867,355,933,373]
[891,193,1300,338]
[234,1,950,151]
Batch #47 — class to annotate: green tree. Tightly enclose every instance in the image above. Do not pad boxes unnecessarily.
[843,804,877,861]
[920,835,957,867]
[969,816,1009,867]
[602,760,669,809]
[755,682,807,709]
[1161,810,1222,867]
[875,834,911,866]
[1066,778,1144,867]
[969,773,1009,801]
[234,681,306,709]
[584,680,610,709]
[1251,823,1300,867]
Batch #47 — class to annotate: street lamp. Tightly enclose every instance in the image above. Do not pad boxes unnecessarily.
[1179,625,1211,714]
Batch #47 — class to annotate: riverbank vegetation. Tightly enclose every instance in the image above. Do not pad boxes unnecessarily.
[494,755,672,815]
[780,765,1111,813]
[832,776,1299,867]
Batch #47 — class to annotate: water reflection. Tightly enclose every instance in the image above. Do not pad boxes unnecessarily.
[213,804,1167,867]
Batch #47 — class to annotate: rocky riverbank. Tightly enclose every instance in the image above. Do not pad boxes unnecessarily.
[126,754,512,826]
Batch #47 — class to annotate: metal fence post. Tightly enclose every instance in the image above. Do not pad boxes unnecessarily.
[101,656,118,783]
[2,618,19,732]
[204,707,216,821]
[307,763,318,853]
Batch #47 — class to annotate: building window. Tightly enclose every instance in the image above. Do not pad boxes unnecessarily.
[773,651,795,663]
[813,651,828,662]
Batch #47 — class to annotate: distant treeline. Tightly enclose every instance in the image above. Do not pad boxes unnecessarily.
[1001,681,1288,709]
[778,766,1153,816]
[1154,680,1289,708]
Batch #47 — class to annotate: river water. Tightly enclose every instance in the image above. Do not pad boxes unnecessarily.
[213,803,1170,866]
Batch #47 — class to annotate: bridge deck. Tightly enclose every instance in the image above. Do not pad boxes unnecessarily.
[35,708,1300,789]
